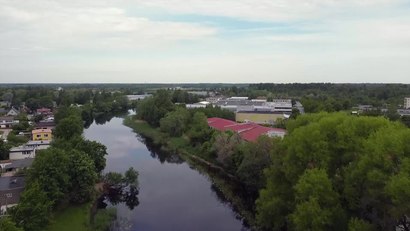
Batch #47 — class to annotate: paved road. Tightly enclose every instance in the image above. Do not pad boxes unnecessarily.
[0,129,11,140]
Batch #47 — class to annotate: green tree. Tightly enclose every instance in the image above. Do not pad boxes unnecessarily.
[290,169,344,231]
[160,108,190,137]
[257,113,407,230]
[11,181,52,231]
[212,131,242,167]
[137,90,174,126]
[54,115,84,140]
[28,148,70,205]
[74,139,107,174]
[124,167,139,186]
[67,150,98,203]
[348,218,374,231]
[0,217,23,231]
[0,139,10,160]
[188,112,212,144]
[236,136,274,192]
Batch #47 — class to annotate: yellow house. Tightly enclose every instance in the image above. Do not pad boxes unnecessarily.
[236,111,286,124]
[32,129,52,141]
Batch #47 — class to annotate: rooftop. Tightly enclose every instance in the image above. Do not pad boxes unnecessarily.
[0,116,14,121]
[10,145,35,152]
[208,117,237,130]
[32,128,52,134]
[5,158,34,170]
[208,117,286,142]
[0,177,25,191]
[26,140,51,145]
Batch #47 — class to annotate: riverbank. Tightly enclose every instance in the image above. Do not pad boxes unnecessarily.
[46,203,92,231]
[123,116,258,229]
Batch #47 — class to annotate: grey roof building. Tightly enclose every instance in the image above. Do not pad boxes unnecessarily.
[0,177,25,214]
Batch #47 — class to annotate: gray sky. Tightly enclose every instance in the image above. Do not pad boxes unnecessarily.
[1,0,410,83]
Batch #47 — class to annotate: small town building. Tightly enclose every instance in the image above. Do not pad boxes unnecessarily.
[1,158,34,177]
[9,146,36,160]
[36,107,52,115]
[126,94,152,101]
[26,140,51,150]
[0,177,25,214]
[186,103,207,109]
[208,117,286,142]
[6,108,19,117]
[397,109,410,116]
[32,128,52,141]
[0,116,18,128]
[405,97,410,109]
[35,120,56,130]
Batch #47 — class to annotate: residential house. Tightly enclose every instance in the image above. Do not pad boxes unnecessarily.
[35,120,56,130]
[6,108,19,117]
[357,105,375,112]
[0,116,18,128]
[208,117,286,142]
[32,128,52,141]
[36,107,52,116]
[1,158,34,177]
[26,140,51,150]
[0,177,25,214]
[9,146,36,160]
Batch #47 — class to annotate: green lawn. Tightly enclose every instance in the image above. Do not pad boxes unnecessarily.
[46,204,91,231]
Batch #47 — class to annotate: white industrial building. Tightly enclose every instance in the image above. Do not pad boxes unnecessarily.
[9,146,36,160]
[405,97,410,109]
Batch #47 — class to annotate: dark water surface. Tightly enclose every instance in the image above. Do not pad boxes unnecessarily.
[84,117,248,231]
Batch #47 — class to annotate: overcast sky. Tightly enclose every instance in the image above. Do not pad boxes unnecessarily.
[1,0,410,83]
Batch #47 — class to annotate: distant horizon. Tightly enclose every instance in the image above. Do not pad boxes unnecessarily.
[1,82,410,85]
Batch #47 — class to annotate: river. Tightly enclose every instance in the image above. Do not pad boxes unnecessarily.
[84,116,249,231]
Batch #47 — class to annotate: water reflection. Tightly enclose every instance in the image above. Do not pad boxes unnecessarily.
[143,138,184,164]
[84,116,249,231]
[98,185,140,211]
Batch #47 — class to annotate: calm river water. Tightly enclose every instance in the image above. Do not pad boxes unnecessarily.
[84,116,249,231]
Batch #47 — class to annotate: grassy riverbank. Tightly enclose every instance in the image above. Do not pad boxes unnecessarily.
[46,204,91,231]
[123,115,257,228]
[46,203,117,231]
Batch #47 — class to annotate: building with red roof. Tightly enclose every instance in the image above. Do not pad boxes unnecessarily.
[36,108,52,116]
[207,117,237,131]
[207,117,286,142]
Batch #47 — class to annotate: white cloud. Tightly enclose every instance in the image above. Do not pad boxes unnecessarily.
[0,0,410,83]
[0,1,216,54]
